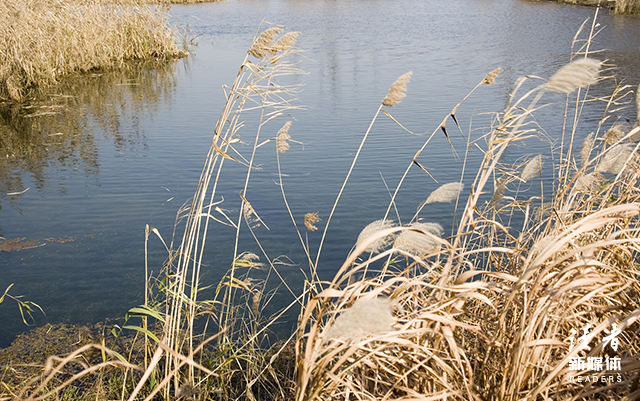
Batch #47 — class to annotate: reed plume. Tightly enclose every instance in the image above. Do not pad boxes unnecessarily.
[595,144,633,174]
[603,124,626,145]
[581,132,595,167]
[543,58,601,94]
[304,212,320,231]
[272,32,300,53]
[392,222,443,257]
[248,27,283,58]
[382,71,412,107]
[574,172,603,192]
[356,220,396,253]
[482,67,501,85]
[323,297,396,343]
[520,154,543,182]
[276,121,292,153]
[421,182,464,206]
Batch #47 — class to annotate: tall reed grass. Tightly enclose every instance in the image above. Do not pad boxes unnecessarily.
[0,0,186,101]
[615,0,640,13]
[5,9,640,401]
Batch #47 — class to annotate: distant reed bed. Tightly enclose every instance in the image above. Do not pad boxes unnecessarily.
[615,0,640,13]
[0,0,186,101]
[4,9,640,401]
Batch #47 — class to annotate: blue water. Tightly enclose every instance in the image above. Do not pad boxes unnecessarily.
[1,0,640,347]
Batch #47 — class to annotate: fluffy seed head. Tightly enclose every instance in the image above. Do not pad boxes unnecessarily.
[324,297,396,343]
[304,212,320,231]
[421,182,464,207]
[393,222,444,257]
[382,71,412,107]
[603,124,626,146]
[595,144,633,175]
[276,121,292,153]
[581,132,595,167]
[544,58,602,94]
[248,27,283,58]
[271,31,300,52]
[482,68,501,85]
[574,172,603,193]
[356,220,396,253]
[520,155,543,182]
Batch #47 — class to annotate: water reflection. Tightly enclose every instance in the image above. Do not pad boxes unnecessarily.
[0,60,181,211]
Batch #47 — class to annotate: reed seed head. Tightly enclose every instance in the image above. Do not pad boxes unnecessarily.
[575,172,603,193]
[248,27,283,58]
[324,297,396,343]
[304,212,320,231]
[603,124,626,146]
[421,182,464,207]
[491,178,507,207]
[276,121,292,153]
[595,144,633,175]
[520,155,543,182]
[251,290,262,317]
[393,222,443,257]
[243,201,261,228]
[482,67,501,85]
[356,220,396,253]
[382,71,412,107]
[271,31,300,53]
[544,58,602,94]
[581,132,595,167]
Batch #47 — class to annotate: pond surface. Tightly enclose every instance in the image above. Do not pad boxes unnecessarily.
[2,0,640,347]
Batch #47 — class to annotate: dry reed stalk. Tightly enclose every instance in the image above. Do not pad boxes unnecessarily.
[136,22,307,398]
[297,13,640,401]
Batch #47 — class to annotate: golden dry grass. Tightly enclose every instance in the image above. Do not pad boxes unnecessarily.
[615,0,640,13]
[5,14,640,401]
[0,0,186,101]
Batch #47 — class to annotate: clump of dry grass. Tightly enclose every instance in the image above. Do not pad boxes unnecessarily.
[0,0,186,101]
[615,0,640,14]
[295,15,640,401]
[10,15,640,401]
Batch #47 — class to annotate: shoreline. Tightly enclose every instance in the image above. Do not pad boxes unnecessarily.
[544,0,640,13]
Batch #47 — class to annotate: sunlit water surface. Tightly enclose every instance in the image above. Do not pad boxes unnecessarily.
[1,0,640,347]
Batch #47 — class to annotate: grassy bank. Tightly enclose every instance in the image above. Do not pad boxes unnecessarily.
[0,0,186,101]
[615,0,640,13]
[3,15,640,401]
[554,0,640,14]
